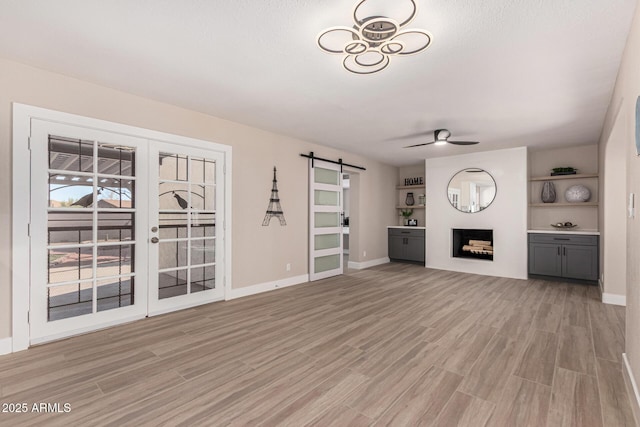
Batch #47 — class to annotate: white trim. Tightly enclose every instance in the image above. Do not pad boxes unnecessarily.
[148,295,226,317]
[30,315,146,346]
[602,293,626,306]
[348,257,390,270]
[623,353,640,426]
[227,275,309,300]
[0,337,12,355]
[12,104,32,352]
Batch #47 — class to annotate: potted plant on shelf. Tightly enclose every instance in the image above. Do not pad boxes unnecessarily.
[400,209,413,226]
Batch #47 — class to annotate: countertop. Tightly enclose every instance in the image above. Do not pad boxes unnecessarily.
[528,229,600,236]
[387,226,427,230]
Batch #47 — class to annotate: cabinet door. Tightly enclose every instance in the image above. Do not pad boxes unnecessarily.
[388,235,405,260]
[529,243,562,277]
[405,236,425,262]
[563,245,598,280]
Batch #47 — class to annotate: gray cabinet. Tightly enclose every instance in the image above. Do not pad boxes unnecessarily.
[528,233,598,282]
[388,228,425,263]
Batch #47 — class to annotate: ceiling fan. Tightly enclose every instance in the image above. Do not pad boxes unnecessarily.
[402,129,479,148]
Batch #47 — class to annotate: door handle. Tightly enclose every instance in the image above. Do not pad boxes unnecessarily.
[557,247,560,256]
[151,237,159,244]
[563,247,566,256]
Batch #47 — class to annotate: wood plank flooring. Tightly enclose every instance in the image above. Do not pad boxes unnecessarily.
[0,264,636,426]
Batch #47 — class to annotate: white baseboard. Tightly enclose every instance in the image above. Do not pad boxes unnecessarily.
[602,292,626,306]
[0,337,12,355]
[348,257,390,270]
[227,274,309,300]
[623,353,640,426]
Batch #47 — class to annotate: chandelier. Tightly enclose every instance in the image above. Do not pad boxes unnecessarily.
[316,0,432,74]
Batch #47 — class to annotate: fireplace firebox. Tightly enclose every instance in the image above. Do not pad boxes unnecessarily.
[452,228,494,261]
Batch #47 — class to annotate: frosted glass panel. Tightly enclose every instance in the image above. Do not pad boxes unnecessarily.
[315,234,340,250]
[315,212,339,228]
[315,190,339,206]
[314,167,339,185]
[314,254,340,273]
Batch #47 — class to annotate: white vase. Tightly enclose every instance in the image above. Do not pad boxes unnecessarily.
[565,184,591,202]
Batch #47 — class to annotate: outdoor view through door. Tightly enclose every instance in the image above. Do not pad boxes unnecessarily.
[46,135,137,320]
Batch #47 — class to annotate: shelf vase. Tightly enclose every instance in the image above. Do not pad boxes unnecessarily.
[541,181,556,203]
[405,192,415,206]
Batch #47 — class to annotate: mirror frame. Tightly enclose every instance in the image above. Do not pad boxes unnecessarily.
[446,168,497,213]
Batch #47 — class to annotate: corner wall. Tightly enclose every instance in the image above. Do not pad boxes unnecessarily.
[597,0,640,419]
[0,58,398,341]
[425,147,528,279]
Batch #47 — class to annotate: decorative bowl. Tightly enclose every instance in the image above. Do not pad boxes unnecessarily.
[550,223,578,229]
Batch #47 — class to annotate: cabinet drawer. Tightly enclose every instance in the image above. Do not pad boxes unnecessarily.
[388,228,425,237]
[528,233,597,246]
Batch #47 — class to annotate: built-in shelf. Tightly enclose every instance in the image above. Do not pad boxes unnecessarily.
[396,205,426,209]
[529,173,599,182]
[396,185,426,190]
[529,202,598,207]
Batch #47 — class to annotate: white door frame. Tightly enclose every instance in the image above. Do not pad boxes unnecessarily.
[12,103,232,352]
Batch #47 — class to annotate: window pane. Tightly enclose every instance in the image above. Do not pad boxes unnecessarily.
[48,282,93,321]
[159,183,190,210]
[191,185,215,211]
[49,174,94,208]
[159,153,188,181]
[191,212,215,238]
[98,212,134,243]
[48,212,93,245]
[96,244,133,277]
[191,158,216,184]
[314,167,339,185]
[314,254,340,273]
[97,177,134,208]
[315,190,339,206]
[98,144,135,176]
[314,212,339,228]
[315,234,340,250]
[159,269,188,299]
[159,213,188,239]
[159,241,188,269]
[190,239,215,266]
[49,136,94,172]
[97,276,133,312]
[48,247,93,284]
[190,265,215,293]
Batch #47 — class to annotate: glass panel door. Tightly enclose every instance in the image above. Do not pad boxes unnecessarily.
[30,120,149,343]
[309,160,343,281]
[148,143,225,315]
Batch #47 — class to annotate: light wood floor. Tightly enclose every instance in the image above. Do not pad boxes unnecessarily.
[0,264,636,426]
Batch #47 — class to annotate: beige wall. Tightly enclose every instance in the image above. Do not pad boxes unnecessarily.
[597,0,640,412]
[0,58,398,340]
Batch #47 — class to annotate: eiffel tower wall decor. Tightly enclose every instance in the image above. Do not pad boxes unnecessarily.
[262,166,287,226]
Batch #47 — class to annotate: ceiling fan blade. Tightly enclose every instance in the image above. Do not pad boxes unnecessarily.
[403,141,436,148]
[448,140,479,146]
[390,130,436,140]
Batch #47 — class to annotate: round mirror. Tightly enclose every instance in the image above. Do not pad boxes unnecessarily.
[447,168,496,213]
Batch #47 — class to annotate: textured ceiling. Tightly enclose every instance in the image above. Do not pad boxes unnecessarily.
[0,0,636,166]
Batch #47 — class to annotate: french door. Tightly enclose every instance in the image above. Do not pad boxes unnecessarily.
[29,119,226,344]
[309,159,343,281]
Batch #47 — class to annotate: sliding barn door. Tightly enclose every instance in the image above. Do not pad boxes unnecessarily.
[309,159,343,281]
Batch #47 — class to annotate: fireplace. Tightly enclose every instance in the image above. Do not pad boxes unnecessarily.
[452,228,494,261]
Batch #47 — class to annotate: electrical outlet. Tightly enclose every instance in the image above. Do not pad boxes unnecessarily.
[286,263,291,271]
[363,250,367,257]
